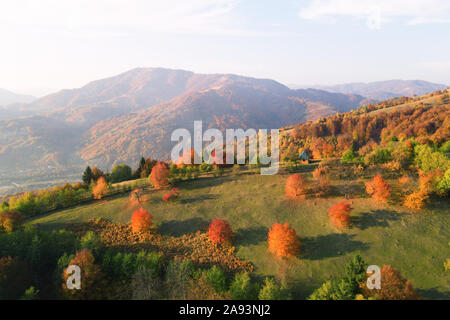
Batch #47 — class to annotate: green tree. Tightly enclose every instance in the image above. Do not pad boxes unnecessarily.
[204,265,227,292]
[82,166,93,184]
[80,231,104,258]
[258,278,291,300]
[230,272,258,300]
[111,164,133,183]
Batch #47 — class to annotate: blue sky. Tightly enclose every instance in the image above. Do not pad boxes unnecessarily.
[1,0,449,96]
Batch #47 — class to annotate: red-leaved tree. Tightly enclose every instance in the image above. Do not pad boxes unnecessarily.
[162,188,180,202]
[267,223,300,257]
[150,162,170,189]
[208,219,232,244]
[328,201,352,228]
[285,174,309,199]
[365,175,391,203]
[131,208,152,233]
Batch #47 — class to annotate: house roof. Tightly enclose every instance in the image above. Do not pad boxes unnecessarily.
[299,150,309,160]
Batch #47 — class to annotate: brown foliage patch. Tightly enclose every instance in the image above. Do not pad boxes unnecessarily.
[66,219,253,273]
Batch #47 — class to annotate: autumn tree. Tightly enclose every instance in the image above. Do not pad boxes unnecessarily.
[128,188,146,209]
[93,176,108,200]
[365,265,420,300]
[267,223,300,257]
[162,188,179,202]
[365,175,391,203]
[403,191,429,209]
[150,162,170,189]
[62,249,102,299]
[208,219,232,245]
[285,174,309,199]
[312,166,330,197]
[91,166,105,181]
[328,202,352,228]
[0,210,23,233]
[131,208,152,233]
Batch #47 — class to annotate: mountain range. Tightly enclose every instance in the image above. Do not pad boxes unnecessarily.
[0,68,370,177]
[293,79,448,101]
[0,68,445,193]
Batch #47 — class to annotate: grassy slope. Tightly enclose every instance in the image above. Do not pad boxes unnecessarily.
[27,170,450,299]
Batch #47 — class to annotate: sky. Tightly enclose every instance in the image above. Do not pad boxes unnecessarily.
[1,0,449,96]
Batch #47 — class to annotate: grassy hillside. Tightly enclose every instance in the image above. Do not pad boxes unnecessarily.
[27,168,450,299]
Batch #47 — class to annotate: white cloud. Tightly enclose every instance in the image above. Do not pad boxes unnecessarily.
[0,0,258,36]
[298,0,450,28]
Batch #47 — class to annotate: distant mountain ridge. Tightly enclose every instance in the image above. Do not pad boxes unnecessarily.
[0,68,413,191]
[294,79,448,101]
[0,88,36,106]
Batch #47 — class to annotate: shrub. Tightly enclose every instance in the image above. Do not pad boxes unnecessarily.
[131,208,152,233]
[20,286,39,300]
[312,166,330,196]
[364,148,392,165]
[285,174,309,199]
[327,202,352,228]
[365,175,391,203]
[204,265,227,292]
[403,191,429,209]
[258,278,291,300]
[162,188,179,202]
[267,223,300,257]
[208,219,232,244]
[444,259,450,271]
[150,162,170,189]
[229,272,258,300]
[93,177,108,200]
[436,168,450,195]
[0,210,24,233]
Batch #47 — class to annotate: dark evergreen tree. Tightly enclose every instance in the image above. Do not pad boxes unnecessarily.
[82,166,93,184]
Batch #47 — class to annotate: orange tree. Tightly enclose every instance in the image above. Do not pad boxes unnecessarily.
[328,201,352,228]
[267,223,300,257]
[365,175,391,203]
[208,219,233,244]
[93,176,108,200]
[162,188,180,202]
[62,249,102,299]
[150,162,170,189]
[365,265,420,300]
[285,174,309,199]
[131,208,152,233]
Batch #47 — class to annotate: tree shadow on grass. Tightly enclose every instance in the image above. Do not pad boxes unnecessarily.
[158,217,209,237]
[416,287,450,300]
[302,233,369,260]
[234,226,268,246]
[353,209,402,230]
[179,194,218,204]
[178,176,233,191]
